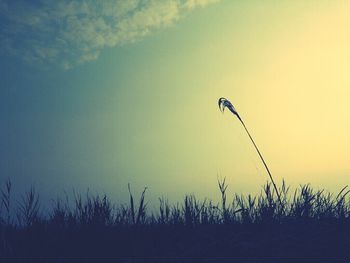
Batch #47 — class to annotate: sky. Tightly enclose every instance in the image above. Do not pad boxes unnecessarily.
[1,0,350,206]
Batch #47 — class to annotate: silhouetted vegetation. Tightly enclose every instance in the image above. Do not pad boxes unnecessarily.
[1,178,350,262]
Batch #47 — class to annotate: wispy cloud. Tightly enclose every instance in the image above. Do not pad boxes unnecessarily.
[0,0,219,69]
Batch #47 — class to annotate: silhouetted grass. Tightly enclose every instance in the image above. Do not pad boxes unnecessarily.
[1,178,350,262]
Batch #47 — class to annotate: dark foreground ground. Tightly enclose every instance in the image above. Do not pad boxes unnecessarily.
[1,222,350,263]
[2,179,350,262]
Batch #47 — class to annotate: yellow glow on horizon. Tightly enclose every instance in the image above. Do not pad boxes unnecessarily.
[212,1,350,188]
[103,1,350,200]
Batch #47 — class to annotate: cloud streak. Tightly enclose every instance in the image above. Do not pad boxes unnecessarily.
[0,0,219,69]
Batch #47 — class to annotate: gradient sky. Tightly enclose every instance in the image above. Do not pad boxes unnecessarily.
[1,0,350,205]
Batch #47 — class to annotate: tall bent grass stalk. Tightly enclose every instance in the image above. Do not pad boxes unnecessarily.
[218,97,284,211]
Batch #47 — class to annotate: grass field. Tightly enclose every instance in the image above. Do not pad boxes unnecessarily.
[1,178,350,263]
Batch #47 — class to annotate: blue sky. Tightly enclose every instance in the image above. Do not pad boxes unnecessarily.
[1,0,226,204]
